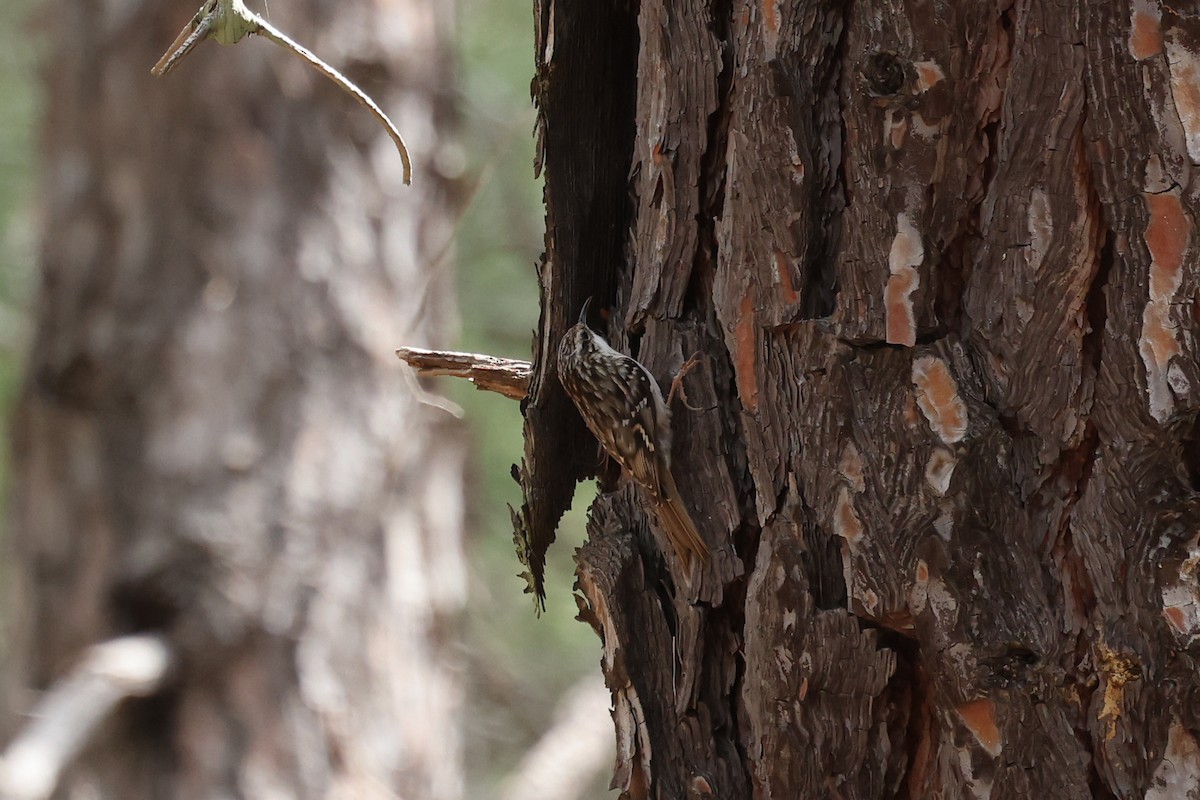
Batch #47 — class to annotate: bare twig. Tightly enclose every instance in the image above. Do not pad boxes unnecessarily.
[152,0,412,184]
[395,347,531,401]
[0,635,174,800]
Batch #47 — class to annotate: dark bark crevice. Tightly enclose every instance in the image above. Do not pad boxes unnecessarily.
[516,0,642,603]
[876,631,929,800]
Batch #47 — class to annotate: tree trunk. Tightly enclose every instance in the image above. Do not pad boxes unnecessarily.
[2,1,465,797]
[520,1,1200,797]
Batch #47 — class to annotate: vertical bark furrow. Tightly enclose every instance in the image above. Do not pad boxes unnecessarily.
[626,0,723,325]
[639,321,745,603]
[714,0,846,331]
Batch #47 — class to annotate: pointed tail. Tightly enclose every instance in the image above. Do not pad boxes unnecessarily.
[655,471,710,564]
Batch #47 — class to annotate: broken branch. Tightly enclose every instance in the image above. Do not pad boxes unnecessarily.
[396,347,531,401]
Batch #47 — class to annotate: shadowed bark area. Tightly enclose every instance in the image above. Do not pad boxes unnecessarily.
[526,0,1200,797]
[2,0,465,797]
[513,0,642,606]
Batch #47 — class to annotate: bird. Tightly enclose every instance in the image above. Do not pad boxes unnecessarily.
[557,301,710,566]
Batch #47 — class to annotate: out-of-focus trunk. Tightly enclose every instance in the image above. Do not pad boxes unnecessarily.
[2,0,466,797]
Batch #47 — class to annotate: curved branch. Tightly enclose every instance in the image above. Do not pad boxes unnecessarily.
[151,0,412,184]
[255,18,413,184]
[0,635,173,800]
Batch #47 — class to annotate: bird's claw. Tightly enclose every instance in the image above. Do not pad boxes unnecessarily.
[667,352,704,412]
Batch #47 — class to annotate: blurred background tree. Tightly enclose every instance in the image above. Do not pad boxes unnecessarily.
[0,0,39,513]
[0,0,612,798]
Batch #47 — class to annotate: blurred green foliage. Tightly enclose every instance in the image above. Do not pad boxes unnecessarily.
[453,0,611,796]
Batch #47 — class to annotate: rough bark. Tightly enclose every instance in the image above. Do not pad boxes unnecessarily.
[527,0,1200,797]
[2,0,465,798]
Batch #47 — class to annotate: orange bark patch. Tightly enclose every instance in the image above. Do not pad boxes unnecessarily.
[791,156,805,183]
[859,588,880,616]
[762,0,781,59]
[1145,192,1189,298]
[1139,190,1191,421]
[1164,604,1187,631]
[887,114,908,149]
[834,486,863,547]
[885,270,918,345]
[957,699,1002,757]
[1162,582,1200,637]
[774,249,798,304]
[913,60,945,92]
[925,447,957,495]
[903,393,920,428]
[886,214,923,346]
[735,290,759,412]
[1130,1,1163,60]
[762,0,779,33]
[912,357,968,444]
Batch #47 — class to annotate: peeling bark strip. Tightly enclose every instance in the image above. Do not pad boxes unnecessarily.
[911,356,968,445]
[886,212,923,346]
[1138,189,1191,422]
[514,0,640,605]
[533,0,1200,797]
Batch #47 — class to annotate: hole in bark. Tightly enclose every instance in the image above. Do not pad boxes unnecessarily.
[1182,418,1200,492]
[1082,221,1114,378]
[876,631,931,799]
[980,643,1040,689]
[109,541,215,633]
[37,355,101,409]
[860,51,908,97]
[806,527,848,611]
